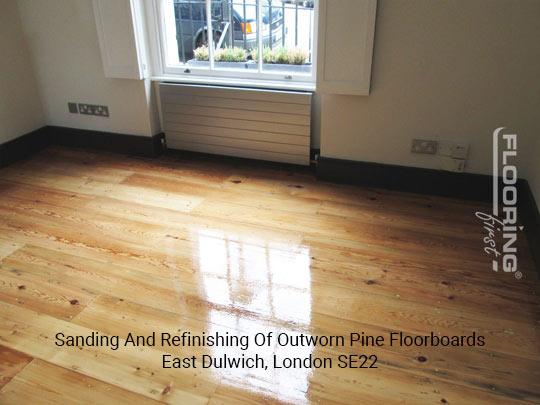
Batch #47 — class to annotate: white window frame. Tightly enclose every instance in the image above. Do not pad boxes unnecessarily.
[144,0,318,91]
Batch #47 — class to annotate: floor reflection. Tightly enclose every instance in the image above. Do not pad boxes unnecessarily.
[195,229,314,402]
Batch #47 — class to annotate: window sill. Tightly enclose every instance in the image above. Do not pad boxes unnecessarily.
[149,75,316,92]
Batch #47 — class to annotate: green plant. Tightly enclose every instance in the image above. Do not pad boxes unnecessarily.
[250,47,273,63]
[250,47,308,65]
[272,47,290,64]
[195,46,308,65]
[194,46,209,61]
[194,46,248,63]
[288,47,309,65]
[215,47,247,62]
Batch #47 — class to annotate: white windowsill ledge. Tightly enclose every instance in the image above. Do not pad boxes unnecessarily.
[150,75,316,93]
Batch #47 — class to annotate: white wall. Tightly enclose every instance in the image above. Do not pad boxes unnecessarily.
[16,0,157,137]
[320,0,540,176]
[0,0,44,143]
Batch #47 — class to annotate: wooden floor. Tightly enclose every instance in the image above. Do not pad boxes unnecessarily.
[0,146,538,404]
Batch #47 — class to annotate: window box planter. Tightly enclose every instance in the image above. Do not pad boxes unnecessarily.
[186,59,311,73]
[260,63,312,74]
[187,60,257,70]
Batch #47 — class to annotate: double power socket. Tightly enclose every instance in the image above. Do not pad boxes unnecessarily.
[411,139,469,172]
[68,102,109,117]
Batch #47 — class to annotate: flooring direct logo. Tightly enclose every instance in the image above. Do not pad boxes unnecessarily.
[475,127,523,279]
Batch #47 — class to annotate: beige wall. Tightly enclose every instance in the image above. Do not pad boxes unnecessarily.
[16,0,157,137]
[0,0,44,143]
[9,0,538,205]
[320,0,540,177]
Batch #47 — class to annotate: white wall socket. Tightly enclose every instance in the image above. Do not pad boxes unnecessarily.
[411,139,438,154]
[411,139,469,172]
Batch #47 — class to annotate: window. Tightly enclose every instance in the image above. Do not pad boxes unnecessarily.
[148,0,317,89]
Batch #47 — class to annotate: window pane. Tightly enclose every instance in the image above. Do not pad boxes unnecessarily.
[261,0,314,76]
[208,1,258,72]
[170,0,209,67]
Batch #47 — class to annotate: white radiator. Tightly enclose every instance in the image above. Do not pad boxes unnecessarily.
[159,83,312,165]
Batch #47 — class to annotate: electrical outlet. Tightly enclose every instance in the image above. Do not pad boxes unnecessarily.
[411,139,438,154]
[94,105,109,117]
[78,103,109,117]
[78,103,90,115]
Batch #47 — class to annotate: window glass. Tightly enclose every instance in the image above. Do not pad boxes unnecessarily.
[163,0,316,83]
[261,1,314,75]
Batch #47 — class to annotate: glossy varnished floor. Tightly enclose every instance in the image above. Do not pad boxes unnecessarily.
[0,146,538,404]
